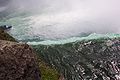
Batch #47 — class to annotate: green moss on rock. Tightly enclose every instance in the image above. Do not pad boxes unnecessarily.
[0,29,16,42]
[37,57,60,80]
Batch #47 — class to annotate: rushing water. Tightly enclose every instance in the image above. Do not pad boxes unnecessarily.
[1,0,120,41]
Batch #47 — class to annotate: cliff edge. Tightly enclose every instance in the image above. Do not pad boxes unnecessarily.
[0,40,40,80]
[0,28,60,80]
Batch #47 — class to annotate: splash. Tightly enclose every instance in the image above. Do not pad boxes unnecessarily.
[1,0,120,40]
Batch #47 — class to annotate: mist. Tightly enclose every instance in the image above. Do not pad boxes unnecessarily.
[2,0,120,39]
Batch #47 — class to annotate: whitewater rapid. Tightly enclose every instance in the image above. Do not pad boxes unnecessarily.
[0,0,120,45]
[0,12,120,45]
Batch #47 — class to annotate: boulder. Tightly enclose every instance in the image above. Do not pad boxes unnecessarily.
[0,40,40,80]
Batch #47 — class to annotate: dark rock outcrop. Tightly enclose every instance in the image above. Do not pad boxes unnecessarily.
[33,38,120,80]
[0,40,40,80]
[0,29,16,42]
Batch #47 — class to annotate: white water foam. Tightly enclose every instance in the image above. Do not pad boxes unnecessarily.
[1,0,120,42]
[27,33,120,45]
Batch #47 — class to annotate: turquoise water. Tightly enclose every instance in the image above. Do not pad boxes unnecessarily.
[27,33,120,45]
[0,12,120,44]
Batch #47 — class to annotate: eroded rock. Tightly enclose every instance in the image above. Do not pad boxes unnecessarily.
[0,40,40,80]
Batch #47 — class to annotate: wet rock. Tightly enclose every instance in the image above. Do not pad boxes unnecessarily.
[0,40,40,80]
[33,38,120,80]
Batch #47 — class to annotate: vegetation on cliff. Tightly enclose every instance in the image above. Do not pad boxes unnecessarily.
[37,57,60,80]
[0,29,16,42]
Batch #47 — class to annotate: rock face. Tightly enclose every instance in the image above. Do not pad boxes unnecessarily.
[0,29,16,42]
[33,38,120,80]
[0,40,40,80]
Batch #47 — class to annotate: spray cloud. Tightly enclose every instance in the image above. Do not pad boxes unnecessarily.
[2,0,120,39]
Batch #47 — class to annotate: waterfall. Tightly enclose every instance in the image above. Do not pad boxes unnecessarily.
[0,0,120,40]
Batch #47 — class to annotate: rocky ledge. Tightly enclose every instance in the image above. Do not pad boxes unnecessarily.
[0,28,60,80]
[0,40,41,80]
